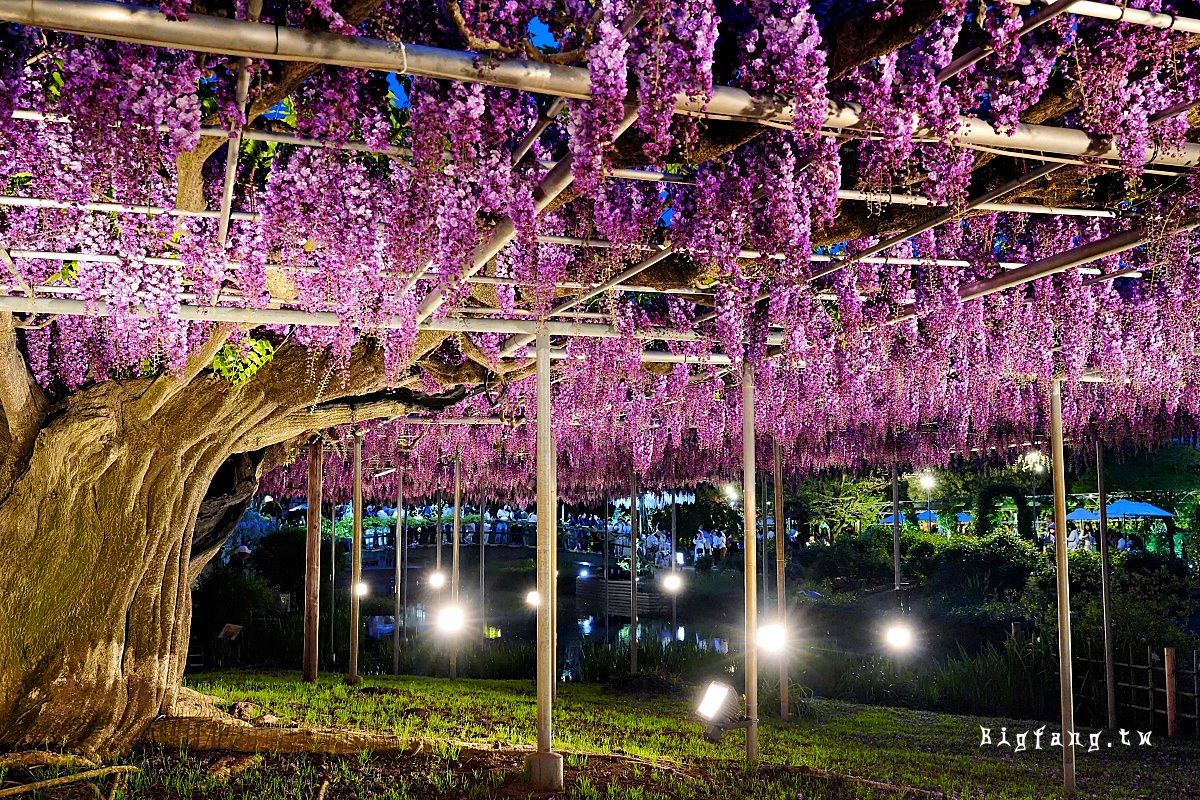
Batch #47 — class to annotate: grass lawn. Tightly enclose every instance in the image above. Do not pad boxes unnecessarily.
[9,671,1195,799]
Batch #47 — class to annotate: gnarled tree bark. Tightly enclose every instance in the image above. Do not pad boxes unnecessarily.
[0,332,474,755]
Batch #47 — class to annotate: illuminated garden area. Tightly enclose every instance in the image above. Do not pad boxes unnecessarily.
[3,0,1200,797]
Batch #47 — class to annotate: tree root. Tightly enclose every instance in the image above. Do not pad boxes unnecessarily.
[206,753,262,781]
[146,716,509,760]
[0,765,137,798]
[0,751,98,770]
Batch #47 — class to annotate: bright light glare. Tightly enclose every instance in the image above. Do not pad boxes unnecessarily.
[428,571,446,589]
[724,483,738,498]
[885,624,914,649]
[579,569,590,578]
[354,581,369,597]
[676,552,685,565]
[919,474,936,491]
[437,605,465,632]
[262,495,273,503]
[525,590,541,607]
[663,573,683,592]
[697,681,731,720]
[758,623,786,653]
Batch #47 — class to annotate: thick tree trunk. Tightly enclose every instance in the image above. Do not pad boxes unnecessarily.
[0,333,479,755]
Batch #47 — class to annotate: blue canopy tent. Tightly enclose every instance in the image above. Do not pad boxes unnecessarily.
[956,512,972,523]
[880,510,939,524]
[1066,508,1099,522]
[1106,499,1173,518]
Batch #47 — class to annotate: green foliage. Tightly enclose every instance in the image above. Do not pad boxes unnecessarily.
[791,472,889,538]
[213,337,276,385]
[578,640,730,685]
[192,565,279,634]
[973,481,1034,540]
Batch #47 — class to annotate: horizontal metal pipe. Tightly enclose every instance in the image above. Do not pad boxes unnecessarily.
[3,0,1198,167]
[1012,0,1200,34]
[0,294,789,345]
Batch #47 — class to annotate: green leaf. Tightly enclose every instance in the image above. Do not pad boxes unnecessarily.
[212,338,275,386]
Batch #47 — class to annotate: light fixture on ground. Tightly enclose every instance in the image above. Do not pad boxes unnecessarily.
[428,571,446,589]
[757,623,786,653]
[662,573,683,593]
[525,589,541,607]
[695,681,754,743]
[354,581,370,597]
[437,605,465,633]
[885,623,914,650]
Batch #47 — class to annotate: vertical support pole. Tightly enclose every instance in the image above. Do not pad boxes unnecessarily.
[480,496,487,636]
[551,428,559,700]
[670,494,678,631]
[742,360,759,764]
[347,429,364,686]
[394,463,405,674]
[760,474,769,612]
[604,498,611,646]
[401,489,409,647]
[891,465,903,610]
[450,456,462,678]
[1096,442,1117,729]
[629,470,639,674]
[436,493,443,572]
[527,328,563,789]
[303,438,323,682]
[1050,380,1075,795]
[773,440,788,720]
[329,498,337,666]
[1166,647,1178,738]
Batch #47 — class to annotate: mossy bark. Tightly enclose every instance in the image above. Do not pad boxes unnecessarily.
[0,337,459,755]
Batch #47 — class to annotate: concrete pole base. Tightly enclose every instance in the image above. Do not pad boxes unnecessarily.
[525,751,564,790]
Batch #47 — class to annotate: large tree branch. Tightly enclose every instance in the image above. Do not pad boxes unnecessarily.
[135,322,239,419]
[0,312,48,499]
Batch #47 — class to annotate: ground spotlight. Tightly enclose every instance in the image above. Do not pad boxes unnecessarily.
[354,581,370,597]
[757,623,786,653]
[525,590,541,607]
[885,623,914,650]
[428,571,446,589]
[579,568,589,578]
[662,573,683,593]
[695,681,753,743]
[437,605,465,633]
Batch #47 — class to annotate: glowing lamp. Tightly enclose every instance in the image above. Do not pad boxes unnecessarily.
[758,623,786,653]
[885,623,914,650]
[695,681,753,743]
[437,605,465,633]
[428,571,446,589]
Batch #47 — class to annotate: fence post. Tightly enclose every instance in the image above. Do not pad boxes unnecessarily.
[1165,647,1177,738]
[1147,645,1155,731]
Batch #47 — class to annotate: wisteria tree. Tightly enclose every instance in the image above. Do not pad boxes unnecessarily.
[1,0,1199,755]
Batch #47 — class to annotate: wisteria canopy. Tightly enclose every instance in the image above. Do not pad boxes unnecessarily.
[5,0,1200,757]
[4,2,1200,499]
